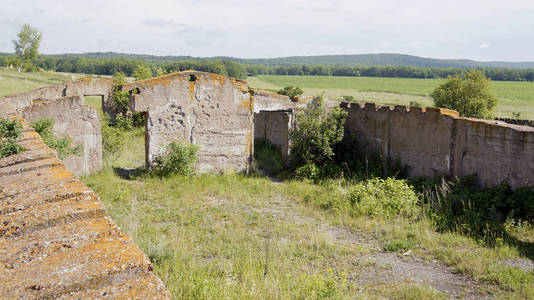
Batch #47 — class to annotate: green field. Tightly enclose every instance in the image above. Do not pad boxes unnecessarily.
[247,75,534,119]
[0,68,84,97]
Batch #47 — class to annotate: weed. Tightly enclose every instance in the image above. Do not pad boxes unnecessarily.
[31,117,82,159]
[0,117,24,158]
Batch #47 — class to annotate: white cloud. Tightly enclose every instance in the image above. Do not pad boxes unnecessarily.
[480,43,490,48]
[1,0,534,60]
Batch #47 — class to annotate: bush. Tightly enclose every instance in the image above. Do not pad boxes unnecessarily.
[110,72,145,130]
[289,95,347,175]
[253,138,285,176]
[278,86,304,99]
[0,118,24,158]
[348,178,419,218]
[416,176,534,239]
[431,70,498,119]
[341,95,355,102]
[31,118,82,159]
[153,140,199,177]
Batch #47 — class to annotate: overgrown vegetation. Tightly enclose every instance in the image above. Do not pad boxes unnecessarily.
[253,138,285,177]
[152,140,199,177]
[277,86,303,99]
[289,95,347,180]
[31,118,82,159]
[110,72,145,129]
[0,118,24,158]
[432,70,498,119]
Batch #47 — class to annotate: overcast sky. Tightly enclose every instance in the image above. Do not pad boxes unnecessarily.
[1,0,534,61]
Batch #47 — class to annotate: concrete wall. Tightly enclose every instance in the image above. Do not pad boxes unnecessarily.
[19,96,102,175]
[342,102,534,188]
[0,76,113,113]
[123,71,253,173]
[254,110,293,162]
[0,117,169,299]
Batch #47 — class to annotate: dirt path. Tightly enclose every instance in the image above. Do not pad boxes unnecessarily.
[216,193,493,299]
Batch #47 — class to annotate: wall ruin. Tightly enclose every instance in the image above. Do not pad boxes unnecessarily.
[254,110,294,163]
[0,114,169,298]
[19,96,102,175]
[342,102,534,188]
[0,76,113,113]
[122,71,303,173]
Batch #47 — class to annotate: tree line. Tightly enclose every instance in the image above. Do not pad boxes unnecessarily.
[2,54,534,82]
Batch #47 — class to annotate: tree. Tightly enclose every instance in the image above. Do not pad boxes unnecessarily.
[12,24,42,72]
[431,70,498,119]
[132,65,152,81]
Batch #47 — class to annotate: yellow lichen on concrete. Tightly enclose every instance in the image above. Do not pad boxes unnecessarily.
[0,118,170,298]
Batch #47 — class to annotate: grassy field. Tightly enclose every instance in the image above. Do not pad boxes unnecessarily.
[0,68,84,97]
[247,75,534,119]
[82,162,534,299]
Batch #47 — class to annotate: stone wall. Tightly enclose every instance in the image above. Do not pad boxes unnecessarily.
[0,117,169,299]
[19,96,102,175]
[123,71,254,173]
[254,110,293,162]
[342,102,534,188]
[0,76,113,114]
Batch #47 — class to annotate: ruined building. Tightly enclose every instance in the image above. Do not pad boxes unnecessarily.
[1,70,534,297]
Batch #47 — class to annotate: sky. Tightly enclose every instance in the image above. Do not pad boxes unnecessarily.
[1,0,534,61]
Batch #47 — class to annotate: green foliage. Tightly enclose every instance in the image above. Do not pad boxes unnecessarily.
[431,70,498,119]
[409,101,422,107]
[110,72,145,129]
[12,24,42,71]
[253,138,285,176]
[341,95,355,102]
[112,72,129,114]
[133,65,152,81]
[31,118,82,159]
[0,118,24,158]
[101,114,127,165]
[277,86,303,99]
[416,176,534,241]
[348,178,419,218]
[153,140,199,177]
[289,95,347,174]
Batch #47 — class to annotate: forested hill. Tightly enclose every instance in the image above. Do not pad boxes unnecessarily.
[39,52,534,69]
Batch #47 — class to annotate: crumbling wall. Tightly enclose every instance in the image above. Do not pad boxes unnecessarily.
[254,111,293,162]
[0,76,113,113]
[0,117,169,299]
[342,102,534,188]
[123,71,253,173]
[19,96,102,175]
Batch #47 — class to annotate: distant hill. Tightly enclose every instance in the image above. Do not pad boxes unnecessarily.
[38,52,534,69]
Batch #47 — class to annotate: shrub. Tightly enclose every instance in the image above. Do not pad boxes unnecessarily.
[253,138,285,176]
[31,118,82,159]
[133,65,152,81]
[409,101,422,108]
[0,118,24,158]
[111,72,145,129]
[153,140,199,177]
[348,178,419,218]
[341,95,355,102]
[294,163,320,182]
[289,95,347,174]
[278,86,304,99]
[431,70,498,119]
